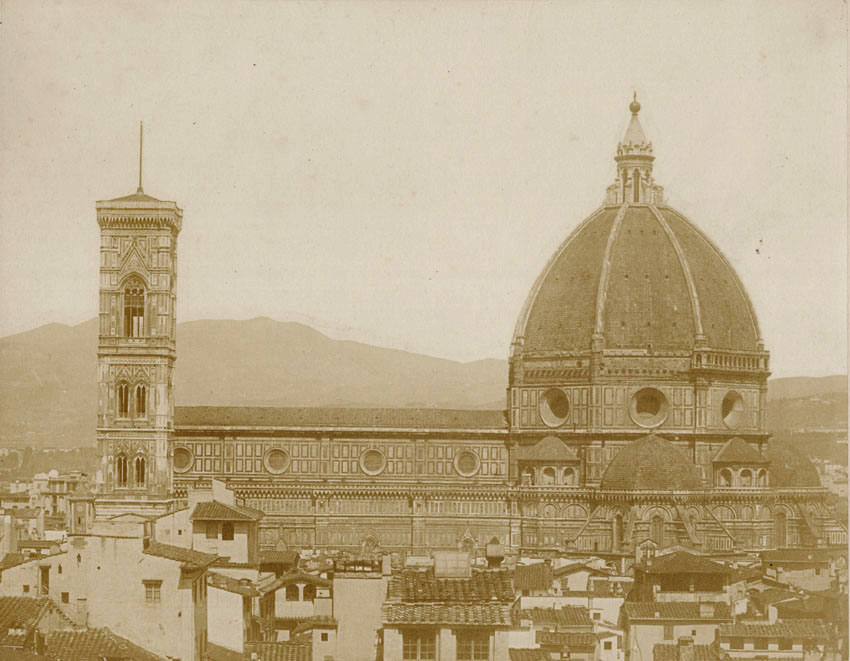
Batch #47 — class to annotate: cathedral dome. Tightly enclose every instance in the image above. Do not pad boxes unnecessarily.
[765,439,822,488]
[600,434,706,490]
[512,100,762,356]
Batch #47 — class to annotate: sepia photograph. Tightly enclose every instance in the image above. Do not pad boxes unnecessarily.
[0,1,847,660]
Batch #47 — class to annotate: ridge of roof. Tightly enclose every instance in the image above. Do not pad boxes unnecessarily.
[712,437,769,464]
[190,500,264,521]
[142,541,219,569]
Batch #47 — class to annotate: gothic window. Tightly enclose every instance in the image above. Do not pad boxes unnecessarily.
[633,168,641,202]
[775,512,787,547]
[222,522,234,541]
[134,456,145,487]
[740,469,753,487]
[613,514,624,551]
[117,383,130,418]
[757,469,767,487]
[116,454,128,488]
[123,282,145,338]
[563,467,577,486]
[135,385,147,417]
[541,467,556,485]
[650,515,664,546]
[718,468,732,487]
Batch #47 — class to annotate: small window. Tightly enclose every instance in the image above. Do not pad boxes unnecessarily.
[754,638,768,650]
[457,632,490,661]
[222,522,234,541]
[604,641,612,651]
[22,585,29,593]
[144,580,162,604]
[58,565,62,575]
[592,612,601,620]
[730,638,743,650]
[61,592,69,604]
[663,624,673,640]
[779,639,792,651]
[303,584,316,601]
[321,632,329,642]
[286,584,299,601]
[691,630,697,636]
[205,522,218,540]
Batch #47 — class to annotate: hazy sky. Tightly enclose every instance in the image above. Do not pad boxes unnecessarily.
[1,0,846,378]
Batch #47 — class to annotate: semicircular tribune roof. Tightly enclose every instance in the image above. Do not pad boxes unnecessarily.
[600,434,706,490]
[514,204,761,354]
[764,439,822,488]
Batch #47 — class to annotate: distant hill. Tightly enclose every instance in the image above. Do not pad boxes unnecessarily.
[0,318,845,450]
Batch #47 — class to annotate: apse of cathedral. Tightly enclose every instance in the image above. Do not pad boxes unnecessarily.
[93,102,846,557]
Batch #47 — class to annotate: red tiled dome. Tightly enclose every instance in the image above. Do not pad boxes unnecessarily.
[513,204,762,354]
[600,434,706,490]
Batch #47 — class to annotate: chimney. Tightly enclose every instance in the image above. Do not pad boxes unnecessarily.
[699,602,714,618]
[677,637,695,661]
[767,604,778,624]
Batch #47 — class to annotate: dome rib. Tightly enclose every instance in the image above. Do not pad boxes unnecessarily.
[511,206,608,355]
[648,204,705,341]
[593,202,630,336]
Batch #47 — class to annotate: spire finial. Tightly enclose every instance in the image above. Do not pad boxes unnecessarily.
[629,92,641,115]
[137,121,144,193]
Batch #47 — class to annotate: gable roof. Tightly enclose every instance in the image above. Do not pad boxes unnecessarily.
[712,437,768,464]
[719,621,833,639]
[518,607,593,628]
[536,631,597,648]
[382,603,512,626]
[244,640,312,661]
[44,628,165,661]
[516,436,580,462]
[623,602,732,621]
[654,642,722,661]
[0,597,73,647]
[552,562,611,578]
[638,551,733,575]
[509,650,550,661]
[190,500,264,522]
[514,563,554,591]
[142,541,218,569]
[175,406,507,431]
[761,549,831,564]
[387,568,515,602]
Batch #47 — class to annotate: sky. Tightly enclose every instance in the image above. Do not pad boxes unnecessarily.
[0,0,846,378]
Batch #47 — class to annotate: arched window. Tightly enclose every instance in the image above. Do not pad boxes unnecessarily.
[563,467,576,486]
[222,522,234,541]
[613,514,624,551]
[123,282,145,338]
[134,456,145,488]
[135,385,147,417]
[303,584,316,602]
[541,467,556,485]
[633,168,641,202]
[116,454,128,488]
[286,584,299,601]
[117,383,130,418]
[718,469,732,487]
[758,469,767,487]
[521,468,534,485]
[740,469,753,487]
[650,515,664,547]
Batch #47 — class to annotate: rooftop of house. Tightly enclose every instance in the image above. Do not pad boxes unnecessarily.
[518,606,594,628]
[0,596,73,648]
[208,571,260,597]
[623,602,732,621]
[636,551,734,576]
[190,500,264,522]
[244,640,312,661]
[536,631,597,648]
[268,570,331,590]
[44,628,165,661]
[552,562,612,578]
[509,650,550,661]
[761,549,832,564]
[386,568,515,602]
[259,550,299,568]
[382,602,513,626]
[654,641,723,661]
[514,562,554,592]
[142,541,219,569]
[719,620,834,639]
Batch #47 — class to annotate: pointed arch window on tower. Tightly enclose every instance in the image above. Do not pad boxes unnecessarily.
[135,384,147,417]
[117,383,130,418]
[651,515,664,546]
[123,282,145,338]
[116,454,128,488]
[633,169,641,202]
[134,456,146,488]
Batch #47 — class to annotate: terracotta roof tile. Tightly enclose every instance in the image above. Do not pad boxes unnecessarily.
[600,435,706,490]
[387,569,515,602]
[0,597,67,647]
[516,437,580,463]
[638,551,733,575]
[536,631,596,648]
[519,607,593,628]
[208,571,259,597]
[259,550,299,567]
[719,621,833,639]
[382,603,512,626]
[142,541,218,569]
[244,641,312,661]
[175,406,507,430]
[712,437,768,464]
[623,602,731,621]
[761,549,831,563]
[514,563,554,591]
[190,500,264,521]
[764,439,821,488]
[654,642,723,661]
[44,628,164,661]
[509,650,551,661]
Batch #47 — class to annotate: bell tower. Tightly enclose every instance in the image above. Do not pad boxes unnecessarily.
[94,123,182,518]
